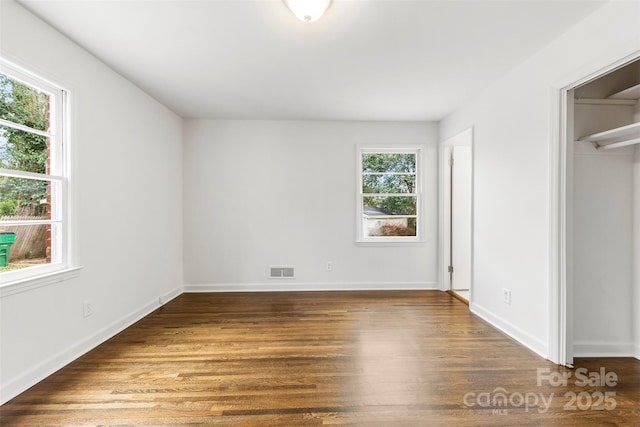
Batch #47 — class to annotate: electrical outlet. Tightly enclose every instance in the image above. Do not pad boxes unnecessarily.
[325,261,333,272]
[83,299,93,318]
[502,289,511,305]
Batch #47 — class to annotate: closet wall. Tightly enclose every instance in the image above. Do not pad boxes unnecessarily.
[634,146,640,358]
[573,59,640,358]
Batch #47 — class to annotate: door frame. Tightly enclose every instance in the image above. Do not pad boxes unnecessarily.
[550,49,640,366]
[439,128,474,299]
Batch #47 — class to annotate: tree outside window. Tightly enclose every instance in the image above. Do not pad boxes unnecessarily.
[0,65,64,276]
[358,148,421,241]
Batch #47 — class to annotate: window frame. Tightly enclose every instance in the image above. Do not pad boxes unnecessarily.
[356,146,424,245]
[0,58,73,286]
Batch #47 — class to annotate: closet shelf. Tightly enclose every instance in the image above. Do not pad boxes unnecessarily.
[578,122,640,150]
[608,83,640,100]
[576,84,640,105]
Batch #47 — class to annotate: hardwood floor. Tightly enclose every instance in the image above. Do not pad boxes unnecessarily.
[1,291,638,426]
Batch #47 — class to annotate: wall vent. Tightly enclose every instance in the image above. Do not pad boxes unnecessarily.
[269,266,295,279]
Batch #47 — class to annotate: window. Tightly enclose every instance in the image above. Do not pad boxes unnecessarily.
[0,60,69,284]
[357,147,421,243]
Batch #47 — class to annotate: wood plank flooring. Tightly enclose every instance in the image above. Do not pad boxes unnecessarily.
[1,291,638,426]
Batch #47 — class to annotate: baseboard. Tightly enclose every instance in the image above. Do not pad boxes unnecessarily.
[159,286,182,304]
[183,281,438,293]
[635,343,640,360]
[573,341,637,358]
[0,285,183,405]
[470,302,548,359]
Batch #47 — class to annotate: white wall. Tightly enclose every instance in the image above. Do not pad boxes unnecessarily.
[634,146,640,359]
[439,1,640,357]
[183,120,438,290]
[573,143,634,355]
[634,100,640,357]
[0,0,183,403]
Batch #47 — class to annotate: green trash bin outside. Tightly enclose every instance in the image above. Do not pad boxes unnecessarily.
[0,232,16,268]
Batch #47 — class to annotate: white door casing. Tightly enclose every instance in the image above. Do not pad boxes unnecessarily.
[439,128,473,298]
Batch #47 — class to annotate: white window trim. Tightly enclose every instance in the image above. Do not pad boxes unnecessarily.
[0,58,76,289]
[356,145,425,246]
[0,267,82,297]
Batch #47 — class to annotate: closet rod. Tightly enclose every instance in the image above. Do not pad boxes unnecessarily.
[596,137,640,151]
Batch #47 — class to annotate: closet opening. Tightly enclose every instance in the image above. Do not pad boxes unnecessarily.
[562,56,640,366]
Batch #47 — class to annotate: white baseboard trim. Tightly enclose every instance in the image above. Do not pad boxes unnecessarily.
[573,341,637,358]
[470,302,548,359]
[159,286,183,305]
[635,343,640,361]
[183,281,438,293]
[0,284,183,405]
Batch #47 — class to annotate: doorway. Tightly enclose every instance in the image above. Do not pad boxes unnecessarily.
[440,129,473,304]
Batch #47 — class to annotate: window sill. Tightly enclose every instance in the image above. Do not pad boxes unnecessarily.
[355,240,426,247]
[0,266,83,298]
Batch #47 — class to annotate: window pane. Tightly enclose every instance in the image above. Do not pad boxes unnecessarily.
[365,217,417,237]
[363,195,416,215]
[0,74,50,132]
[0,176,50,217]
[363,173,416,194]
[362,153,415,173]
[0,63,65,280]
[0,223,52,272]
[0,125,48,173]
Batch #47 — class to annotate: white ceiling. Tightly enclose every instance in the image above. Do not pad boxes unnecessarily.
[17,0,605,121]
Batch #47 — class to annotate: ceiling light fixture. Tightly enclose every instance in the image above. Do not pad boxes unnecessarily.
[283,0,332,23]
